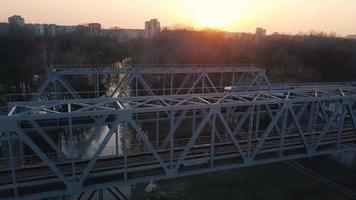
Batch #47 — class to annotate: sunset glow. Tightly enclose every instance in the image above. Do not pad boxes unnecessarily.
[1,0,356,35]
[183,0,246,29]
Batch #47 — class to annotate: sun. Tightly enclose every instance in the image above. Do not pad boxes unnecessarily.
[183,0,243,29]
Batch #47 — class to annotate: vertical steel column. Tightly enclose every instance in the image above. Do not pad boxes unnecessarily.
[248,105,254,157]
[115,124,119,156]
[255,105,261,138]
[170,73,173,95]
[67,103,76,181]
[123,121,128,181]
[311,101,320,146]
[96,71,100,98]
[219,73,223,90]
[18,135,24,166]
[192,109,196,132]
[336,105,347,149]
[163,74,166,96]
[135,74,138,96]
[280,108,288,157]
[68,113,76,181]
[99,189,103,200]
[202,73,205,94]
[210,113,216,168]
[170,111,174,169]
[307,102,314,144]
[8,132,18,198]
[232,72,235,88]
[156,112,159,149]
[53,80,59,100]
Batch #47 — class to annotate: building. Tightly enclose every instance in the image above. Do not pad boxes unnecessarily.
[3,15,161,40]
[145,19,161,38]
[0,23,8,35]
[8,15,25,26]
[86,23,101,36]
[103,28,145,41]
[56,25,77,33]
[346,35,356,40]
[103,18,160,40]
[256,27,266,37]
[33,24,45,35]
[255,27,266,42]
[121,29,145,39]
[47,24,56,36]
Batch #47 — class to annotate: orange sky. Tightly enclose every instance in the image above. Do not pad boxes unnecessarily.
[1,0,356,35]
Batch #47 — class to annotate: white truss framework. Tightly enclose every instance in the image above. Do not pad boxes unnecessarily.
[30,65,270,101]
[1,86,356,199]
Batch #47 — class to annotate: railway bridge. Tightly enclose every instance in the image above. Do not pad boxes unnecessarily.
[0,65,356,199]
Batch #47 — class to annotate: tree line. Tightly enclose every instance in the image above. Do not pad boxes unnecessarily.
[1,26,356,96]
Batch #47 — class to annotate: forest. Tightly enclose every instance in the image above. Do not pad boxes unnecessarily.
[1,26,356,96]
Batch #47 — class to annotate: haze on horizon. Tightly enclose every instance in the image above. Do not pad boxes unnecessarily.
[1,0,356,36]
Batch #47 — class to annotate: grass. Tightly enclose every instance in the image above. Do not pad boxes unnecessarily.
[131,155,355,200]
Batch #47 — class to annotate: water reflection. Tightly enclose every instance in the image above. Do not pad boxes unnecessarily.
[61,125,127,159]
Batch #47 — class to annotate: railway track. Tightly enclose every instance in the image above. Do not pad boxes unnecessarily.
[0,129,354,186]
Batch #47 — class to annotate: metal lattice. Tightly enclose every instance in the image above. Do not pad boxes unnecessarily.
[1,65,356,199]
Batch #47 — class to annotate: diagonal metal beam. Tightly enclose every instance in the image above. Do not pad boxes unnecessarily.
[233,106,252,136]
[204,74,219,93]
[246,73,261,91]
[218,112,247,161]
[286,102,309,134]
[32,77,52,101]
[136,74,155,96]
[201,109,223,141]
[162,110,189,148]
[311,102,344,152]
[57,77,81,99]
[175,74,193,95]
[289,107,310,152]
[29,120,67,159]
[79,119,119,184]
[110,73,129,98]
[174,110,213,170]
[128,119,169,172]
[186,74,204,94]
[265,104,282,135]
[16,128,69,186]
[78,115,109,158]
[249,106,284,161]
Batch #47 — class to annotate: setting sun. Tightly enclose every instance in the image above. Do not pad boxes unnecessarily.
[183,0,244,29]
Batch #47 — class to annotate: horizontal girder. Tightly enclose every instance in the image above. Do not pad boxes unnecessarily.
[52,65,265,75]
[6,85,356,119]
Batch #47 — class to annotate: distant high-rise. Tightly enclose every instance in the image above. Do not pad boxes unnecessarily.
[346,35,356,40]
[2,15,162,40]
[47,24,57,36]
[145,19,160,38]
[255,27,266,42]
[0,23,8,35]
[87,23,101,36]
[256,27,266,37]
[8,15,25,26]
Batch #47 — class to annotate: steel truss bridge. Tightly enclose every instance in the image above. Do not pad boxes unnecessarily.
[31,65,270,100]
[1,65,356,200]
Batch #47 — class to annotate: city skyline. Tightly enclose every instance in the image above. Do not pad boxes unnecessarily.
[1,0,356,35]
